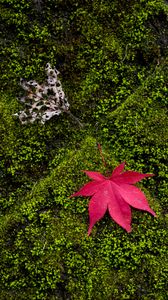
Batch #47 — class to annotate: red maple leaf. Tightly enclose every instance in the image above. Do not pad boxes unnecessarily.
[71,162,156,235]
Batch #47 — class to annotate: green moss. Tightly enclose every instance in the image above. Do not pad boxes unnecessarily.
[99,64,168,210]
[1,0,168,299]
[1,137,167,299]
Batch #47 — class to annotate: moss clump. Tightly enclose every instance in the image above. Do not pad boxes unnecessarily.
[100,64,168,210]
[1,137,167,300]
[0,0,168,299]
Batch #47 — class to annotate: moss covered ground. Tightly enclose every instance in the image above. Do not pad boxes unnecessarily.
[0,0,168,299]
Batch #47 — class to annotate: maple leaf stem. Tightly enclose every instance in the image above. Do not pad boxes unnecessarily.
[97,143,107,168]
